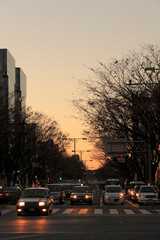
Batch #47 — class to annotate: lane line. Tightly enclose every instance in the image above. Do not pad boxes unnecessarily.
[139,209,151,215]
[94,209,103,214]
[109,209,118,214]
[62,209,74,214]
[52,208,60,214]
[124,209,135,214]
[78,209,88,214]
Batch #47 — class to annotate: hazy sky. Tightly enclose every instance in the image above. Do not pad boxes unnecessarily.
[0,0,160,168]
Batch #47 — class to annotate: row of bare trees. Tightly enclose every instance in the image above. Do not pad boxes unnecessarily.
[73,44,160,184]
[0,105,84,187]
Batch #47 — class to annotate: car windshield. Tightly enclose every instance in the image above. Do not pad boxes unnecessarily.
[62,185,73,190]
[106,187,121,192]
[73,187,91,193]
[47,185,62,192]
[21,189,47,198]
[140,187,156,193]
[106,180,120,185]
[3,187,18,192]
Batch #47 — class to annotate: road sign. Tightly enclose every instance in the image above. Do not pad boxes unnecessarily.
[105,139,127,157]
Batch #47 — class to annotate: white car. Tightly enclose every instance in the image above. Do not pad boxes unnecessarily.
[137,185,159,204]
[103,185,124,205]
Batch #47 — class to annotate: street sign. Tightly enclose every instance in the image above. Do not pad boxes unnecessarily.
[105,139,127,157]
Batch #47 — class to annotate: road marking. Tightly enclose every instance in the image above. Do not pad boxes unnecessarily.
[62,209,74,214]
[156,209,160,214]
[124,209,135,214]
[78,209,88,214]
[138,209,151,215]
[52,208,60,214]
[109,209,118,214]
[94,209,103,214]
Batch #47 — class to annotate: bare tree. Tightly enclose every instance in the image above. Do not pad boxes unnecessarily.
[72,44,160,182]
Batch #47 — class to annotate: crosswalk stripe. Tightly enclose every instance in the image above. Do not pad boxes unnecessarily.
[109,209,118,214]
[78,209,88,214]
[139,209,151,215]
[156,210,160,214]
[124,209,135,214]
[94,209,103,214]
[52,208,60,214]
[63,209,74,214]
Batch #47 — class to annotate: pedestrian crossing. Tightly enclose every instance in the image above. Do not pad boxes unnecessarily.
[51,208,160,216]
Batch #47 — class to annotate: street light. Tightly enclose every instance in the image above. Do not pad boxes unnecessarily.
[145,67,156,74]
[62,137,87,183]
[72,150,90,161]
[84,160,93,185]
[62,137,87,155]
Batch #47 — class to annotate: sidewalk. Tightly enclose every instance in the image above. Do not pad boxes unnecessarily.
[0,204,16,216]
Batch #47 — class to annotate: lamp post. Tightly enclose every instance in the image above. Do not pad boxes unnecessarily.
[62,137,87,155]
[84,160,93,185]
[62,137,87,183]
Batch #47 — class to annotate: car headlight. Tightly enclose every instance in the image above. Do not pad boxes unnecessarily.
[120,193,124,198]
[71,195,77,199]
[39,201,46,206]
[18,201,25,207]
[85,195,91,199]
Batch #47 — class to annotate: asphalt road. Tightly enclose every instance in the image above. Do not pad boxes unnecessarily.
[0,195,160,240]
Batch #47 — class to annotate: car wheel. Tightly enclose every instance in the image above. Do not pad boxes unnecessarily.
[17,212,22,216]
[121,202,124,205]
[90,201,92,205]
[70,201,74,205]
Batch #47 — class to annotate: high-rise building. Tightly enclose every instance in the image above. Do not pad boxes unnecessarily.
[15,67,27,113]
[0,49,27,187]
[0,49,16,113]
[0,49,27,114]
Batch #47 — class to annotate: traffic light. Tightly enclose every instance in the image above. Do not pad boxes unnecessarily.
[78,179,81,182]
[59,177,62,181]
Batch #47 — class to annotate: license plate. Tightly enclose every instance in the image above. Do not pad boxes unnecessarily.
[79,200,83,203]
[110,199,115,202]
[29,208,35,212]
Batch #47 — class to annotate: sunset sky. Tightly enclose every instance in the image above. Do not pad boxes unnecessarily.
[0,0,160,169]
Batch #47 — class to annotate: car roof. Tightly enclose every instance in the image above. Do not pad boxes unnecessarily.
[25,187,48,190]
[107,179,120,181]
[73,186,91,188]
[129,181,145,184]
[106,185,121,187]
[140,185,154,187]
[46,183,63,186]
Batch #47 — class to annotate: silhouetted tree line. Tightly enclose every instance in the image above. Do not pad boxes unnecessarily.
[0,105,85,186]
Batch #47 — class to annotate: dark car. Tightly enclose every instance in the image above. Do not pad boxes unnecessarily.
[130,185,142,202]
[62,184,73,198]
[17,187,54,216]
[46,184,65,204]
[105,178,121,186]
[70,186,93,205]
[0,186,22,204]
[128,181,145,199]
